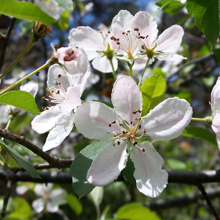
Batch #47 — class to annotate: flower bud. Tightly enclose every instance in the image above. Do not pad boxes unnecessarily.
[33,21,52,40]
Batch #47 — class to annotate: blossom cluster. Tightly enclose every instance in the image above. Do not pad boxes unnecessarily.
[30,10,194,197]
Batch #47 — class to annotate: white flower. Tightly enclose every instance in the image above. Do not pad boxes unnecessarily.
[32,183,66,213]
[31,63,91,151]
[74,75,192,197]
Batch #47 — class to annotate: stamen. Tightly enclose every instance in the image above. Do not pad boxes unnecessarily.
[134,28,139,31]
[139,125,141,129]
[143,129,146,133]
[130,121,133,125]
[107,131,110,134]
[58,74,62,78]
[117,141,120,145]
[119,123,123,126]
[109,124,111,127]
[112,120,116,124]
[113,142,116,146]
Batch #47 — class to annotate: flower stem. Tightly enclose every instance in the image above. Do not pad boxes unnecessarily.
[127,61,134,77]
[191,117,212,123]
[0,37,38,79]
[138,58,150,87]
[109,59,116,81]
[0,57,56,96]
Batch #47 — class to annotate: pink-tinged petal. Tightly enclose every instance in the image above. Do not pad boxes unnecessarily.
[74,101,121,141]
[47,64,70,91]
[20,81,38,97]
[31,107,61,134]
[43,112,74,151]
[155,53,186,62]
[61,85,82,113]
[32,198,45,213]
[69,26,105,60]
[155,25,184,53]
[143,97,192,141]
[211,77,220,112]
[46,202,59,213]
[92,56,118,73]
[130,142,168,198]
[131,11,158,49]
[111,76,142,123]
[111,10,133,35]
[87,141,128,186]
[212,112,220,150]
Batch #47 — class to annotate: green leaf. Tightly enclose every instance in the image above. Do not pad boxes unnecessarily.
[88,187,104,211]
[140,74,166,116]
[175,89,192,103]
[69,141,109,199]
[181,125,217,147]
[57,11,70,30]
[166,158,186,171]
[66,194,83,215]
[55,0,73,10]
[156,0,184,15]
[0,91,40,115]
[214,48,220,63]
[187,0,220,46]
[122,157,136,186]
[0,0,55,25]
[14,143,37,156]
[116,203,161,220]
[0,140,41,179]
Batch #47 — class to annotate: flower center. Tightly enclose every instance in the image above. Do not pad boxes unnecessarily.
[41,74,66,111]
[107,109,146,152]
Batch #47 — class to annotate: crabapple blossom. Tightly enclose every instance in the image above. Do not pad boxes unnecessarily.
[32,183,66,213]
[211,77,220,150]
[74,75,193,197]
[31,62,91,151]
[69,25,118,73]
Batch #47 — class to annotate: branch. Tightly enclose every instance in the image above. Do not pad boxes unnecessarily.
[0,129,73,169]
[146,187,220,210]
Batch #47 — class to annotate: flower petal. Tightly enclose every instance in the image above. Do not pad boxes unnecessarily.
[130,142,168,198]
[155,25,184,53]
[43,111,74,151]
[212,112,220,150]
[61,85,82,113]
[211,77,220,112]
[31,107,61,134]
[74,101,121,141]
[143,97,192,141]
[92,56,118,73]
[69,26,105,60]
[32,198,45,213]
[20,81,38,97]
[111,76,142,123]
[87,141,128,186]
[131,11,158,49]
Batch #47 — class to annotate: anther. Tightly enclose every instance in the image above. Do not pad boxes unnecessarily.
[130,121,133,125]
[143,129,146,133]
[138,36,145,39]
[46,94,49,97]
[139,125,141,129]
[133,141,137,146]
[114,134,118,137]
[119,123,123,126]
[117,42,120,45]
[56,90,60,94]
[134,28,139,31]
[117,141,120,145]
[122,32,125,34]
[142,148,145,152]
[133,110,137,114]
[56,81,59,85]
[109,124,111,127]
[107,31,110,33]
[48,98,51,102]
[116,38,119,41]
[42,96,45,100]
[113,142,116,146]
[107,131,110,134]
[137,109,142,113]
[58,74,62,78]
[146,35,149,38]
[112,120,116,124]
[127,30,130,33]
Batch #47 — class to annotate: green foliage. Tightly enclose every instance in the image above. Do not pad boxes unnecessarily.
[69,141,109,198]
[187,0,220,46]
[122,157,136,186]
[0,0,55,25]
[214,48,220,63]
[140,74,166,116]
[156,0,184,15]
[175,90,192,103]
[181,125,217,147]
[0,91,40,115]
[166,158,186,171]
[55,0,74,10]
[0,139,41,179]
[4,197,32,220]
[116,203,161,220]
[57,11,70,30]
[65,194,83,215]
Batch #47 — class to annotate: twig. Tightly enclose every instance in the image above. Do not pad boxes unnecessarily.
[0,129,73,168]
[146,187,220,211]
[197,184,220,220]
[1,181,13,218]
[0,18,16,71]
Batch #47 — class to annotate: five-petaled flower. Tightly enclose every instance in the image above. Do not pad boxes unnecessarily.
[74,75,192,197]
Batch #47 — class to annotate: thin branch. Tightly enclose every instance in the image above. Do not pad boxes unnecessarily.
[0,18,16,71]
[197,184,220,220]
[0,129,73,168]
[146,187,220,211]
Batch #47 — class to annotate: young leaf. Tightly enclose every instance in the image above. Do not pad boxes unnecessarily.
[181,125,217,147]
[0,0,55,25]
[116,203,161,220]
[122,157,136,186]
[0,140,41,179]
[166,158,186,171]
[187,0,220,46]
[140,74,166,116]
[69,141,109,199]
[156,0,184,15]
[0,91,40,115]
[55,0,74,10]
[65,194,83,215]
